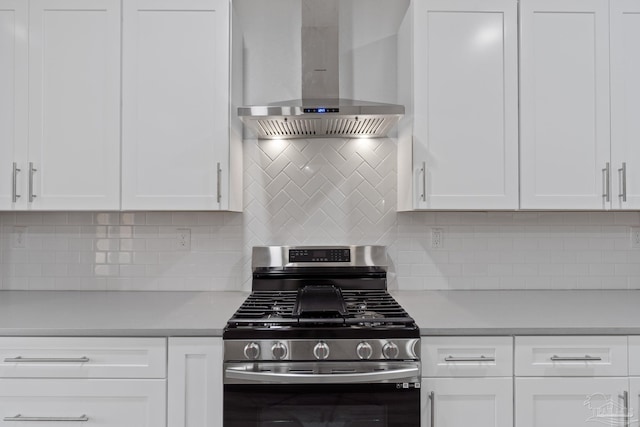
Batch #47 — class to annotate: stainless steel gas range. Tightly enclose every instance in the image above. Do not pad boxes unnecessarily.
[223,245,421,427]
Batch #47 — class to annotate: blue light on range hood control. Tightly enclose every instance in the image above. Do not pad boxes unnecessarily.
[303,107,340,113]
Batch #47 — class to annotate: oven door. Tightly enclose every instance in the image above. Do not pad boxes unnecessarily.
[223,361,421,427]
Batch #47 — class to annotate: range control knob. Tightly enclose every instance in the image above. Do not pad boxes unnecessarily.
[382,341,400,359]
[356,342,373,360]
[243,342,260,360]
[313,341,330,360]
[271,342,288,360]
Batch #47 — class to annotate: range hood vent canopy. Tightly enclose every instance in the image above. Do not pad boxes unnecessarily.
[238,0,404,140]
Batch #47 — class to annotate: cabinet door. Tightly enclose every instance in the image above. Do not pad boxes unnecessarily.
[515,377,628,427]
[422,377,512,427]
[411,0,518,210]
[168,337,222,427]
[0,0,27,210]
[519,0,611,210]
[0,379,166,427]
[28,0,121,210]
[122,0,230,211]
[610,0,640,210]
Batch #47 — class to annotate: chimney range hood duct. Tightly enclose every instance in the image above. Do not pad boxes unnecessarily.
[238,0,404,140]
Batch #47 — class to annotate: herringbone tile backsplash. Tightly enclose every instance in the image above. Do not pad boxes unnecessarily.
[1,138,640,291]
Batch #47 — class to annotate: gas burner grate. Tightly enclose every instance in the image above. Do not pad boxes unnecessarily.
[226,289,414,328]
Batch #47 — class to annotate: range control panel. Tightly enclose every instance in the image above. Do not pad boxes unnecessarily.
[289,248,351,263]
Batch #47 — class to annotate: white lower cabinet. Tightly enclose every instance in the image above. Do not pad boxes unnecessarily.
[422,377,513,427]
[515,335,632,427]
[0,379,165,426]
[0,337,167,426]
[421,337,513,427]
[168,337,223,427]
[515,377,628,427]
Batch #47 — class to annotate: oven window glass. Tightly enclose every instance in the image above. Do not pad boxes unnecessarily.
[224,383,419,427]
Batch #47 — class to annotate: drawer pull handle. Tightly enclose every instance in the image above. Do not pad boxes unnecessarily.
[550,355,602,361]
[4,414,89,422]
[4,356,90,363]
[444,355,496,362]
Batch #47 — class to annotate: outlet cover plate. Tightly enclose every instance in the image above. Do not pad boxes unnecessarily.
[431,228,443,249]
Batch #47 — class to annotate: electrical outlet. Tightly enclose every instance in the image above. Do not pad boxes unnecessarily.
[631,227,640,249]
[177,228,191,251]
[431,228,443,249]
[12,226,27,249]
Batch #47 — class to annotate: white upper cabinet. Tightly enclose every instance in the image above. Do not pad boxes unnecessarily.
[122,0,242,211]
[0,0,27,210]
[28,0,121,210]
[398,0,518,210]
[610,0,640,210]
[0,0,120,211]
[519,0,611,210]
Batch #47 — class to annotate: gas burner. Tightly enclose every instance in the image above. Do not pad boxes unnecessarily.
[347,301,368,312]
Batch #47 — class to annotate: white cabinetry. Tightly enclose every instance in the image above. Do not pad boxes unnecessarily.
[0,0,121,211]
[398,0,518,210]
[0,337,166,427]
[516,377,628,427]
[168,337,223,427]
[519,0,612,210]
[0,379,165,426]
[0,0,27,210]
[421,337,513,427]
[122,0,242,211]
[515,336,630,427]
[610,0,640,210]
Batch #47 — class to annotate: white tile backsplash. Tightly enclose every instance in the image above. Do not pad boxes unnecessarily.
[1,138,640,290]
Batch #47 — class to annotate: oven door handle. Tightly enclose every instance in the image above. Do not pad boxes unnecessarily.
[225,366,420,384]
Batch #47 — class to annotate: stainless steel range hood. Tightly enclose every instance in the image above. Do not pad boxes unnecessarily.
[238,0,404,140]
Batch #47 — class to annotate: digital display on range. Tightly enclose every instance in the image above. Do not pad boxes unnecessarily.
[289,248,350,262]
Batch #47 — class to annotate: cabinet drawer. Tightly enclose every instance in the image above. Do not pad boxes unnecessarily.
[0,379,165,426]
[422,337,513,377]
[515,336,627,376]
[0,337,166,378]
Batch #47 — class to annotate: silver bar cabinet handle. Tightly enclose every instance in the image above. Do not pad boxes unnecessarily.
[619,391,629,427]
[216,162,222,203]
[4,356,90,363]
[421,161,426,202]
[603,162,610,202]
[444,355,496,362]
[429,391,435,427]
[12,162,21,203]
[619,162,627,202]
[550,355,602,361]
[4,414,88,422]
[28,162,37,202]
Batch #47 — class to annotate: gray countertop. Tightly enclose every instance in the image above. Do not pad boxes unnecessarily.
[0,291,247,336]
[392,290,640,336]
[0,290,639,337]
